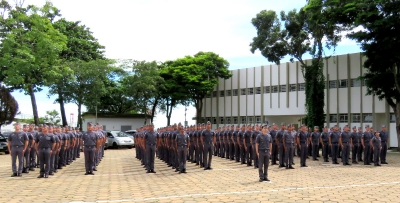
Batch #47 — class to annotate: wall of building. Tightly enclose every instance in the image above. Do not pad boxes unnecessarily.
[82,117,146,132]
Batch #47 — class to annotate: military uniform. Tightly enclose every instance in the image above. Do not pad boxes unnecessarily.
[329,129,340,164]
[361,128,372,165]
[276,126,286,167]
[311,128,321,161]
[321,128,330,162]
[176,129,189,173]
[350,127,361,163]
[340,128,351,165]
[371,132,382,166]
[379,126,389,164]
[8,126,28,177]
[298,129,308,167]
[244,126,253,166]
[145,125,157,173]
[202,122,214,170]
[35,129,55,178]
[256,123,272,182]
[81,123,99,175]
[283,126,295,169]
[270,127,278,165]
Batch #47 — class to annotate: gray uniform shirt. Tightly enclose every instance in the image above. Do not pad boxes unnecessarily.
[371,136,381,148]
[330,132,340,143]
[202,130,213,143]
[380,131,388,142]
[350,132,360,145]
[82,132,98,146]
[8,132,28,146]
[256,132,272,150]
[283,131,295,144]
[145,131,157,145]
[341,131,351,143]
[35,133,55,148]
[176,133,189,146]
[311,132,321,144]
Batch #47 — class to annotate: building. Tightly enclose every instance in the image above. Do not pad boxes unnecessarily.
[202,52,398,147]
[82,113,152,132]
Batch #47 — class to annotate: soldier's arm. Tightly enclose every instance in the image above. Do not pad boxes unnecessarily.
[339,134,343,146]
[329,135,332,146]
[255,142,259,157]
[297,136,300,149]
[319,136,323,146]
[370,139,373,150]
[361,136,365,148]
[23,138,28,152]
[7,140,11,156]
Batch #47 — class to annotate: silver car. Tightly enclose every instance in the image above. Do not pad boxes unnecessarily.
[107,131,134,149]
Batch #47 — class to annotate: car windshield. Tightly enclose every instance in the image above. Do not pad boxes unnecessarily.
[110,131,129,137]
[0,135,6,142]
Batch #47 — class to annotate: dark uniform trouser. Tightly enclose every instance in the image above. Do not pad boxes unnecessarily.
[93,147,98,170]
[342,143,350,164]
[258,150,270,179]
[331,143,339,163]
[30,147,36,168]
[178,146,187,171]
[308,141,312,156]
[203,143,213,168]
[55,151,59,170]
[59,146,65,167]
[235,143,240,161]
[189,142,195,161]
[50,152,55,173]
[240,145,246,163]
[39,148,51,176]
[11,146,24,174]
[225,142,229,158]
[278,143,285,166]
[285,144,294,166]
[322,142,329,161]
[380,141,387,163]
[369,145,374,163]
[220,141,225,157]
[84,146,95,173]
[300,143,307,166]
[214,142,220,156]
[312,144,319,160]
[24,147,30,170]
[373,146,381,165]
[245,144,252,165]
[271,143,278,164]
[252,144,258,167]
[352,144,360,162]
[198,145,203,165]
[146,144,156,171]
[364,144,371,164]
[230,143,235,159]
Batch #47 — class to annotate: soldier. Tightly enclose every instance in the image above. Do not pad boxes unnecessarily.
[229,125,235,160]
[339,125,351,165]
[81,122,100,175]
[244,124,253,166]
[48,126,60,175]
[370,131,382,166]
[224,125,230,159]
[35,125,56,178]
[28,124,37,171]
[251,124,259,168]
[233,125,240,162]
[59,127,68,169]
[22,124,33,174]
[7,123,29,177]
[276,123,286,168]
[270,124,278,165]
[297,125,308,167]
[201,121,214,170]
[238,124,246,164]
[320,126,329,162]
[144,123,157,173]
[283,124,295,169]
[329,125,340,164]
[311,126,321,161]
[369,127,374,163]
[176,123,190,173]
[379,125,389,164]
[188,126,195,162]
[214,127,220,157]
[75,127,82,159]
[361,125,372,165]
[54,126,63,172]
[256,123,272,182]
[350,126,361,164]
[357,127,364,162]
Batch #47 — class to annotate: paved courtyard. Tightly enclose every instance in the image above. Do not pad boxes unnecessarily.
[0,149,399,203]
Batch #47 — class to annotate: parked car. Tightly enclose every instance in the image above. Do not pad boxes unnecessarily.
[124,130,136,141]
[107,131,134,149]
[0,134,9,154]
[1,132,11,139]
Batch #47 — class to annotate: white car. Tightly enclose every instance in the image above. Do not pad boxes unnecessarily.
[107,131,134,149]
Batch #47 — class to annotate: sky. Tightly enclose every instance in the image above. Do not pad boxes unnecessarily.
[9,0,361,129]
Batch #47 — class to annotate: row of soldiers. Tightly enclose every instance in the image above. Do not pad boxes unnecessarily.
[7,122,107,177]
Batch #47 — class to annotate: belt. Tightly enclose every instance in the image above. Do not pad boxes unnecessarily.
[332,142,338,144]
[178,145,187,148]
[147,144,156,146]
[286,142,294,144]
[343,142,349,144]
[381,141,387,143]
[85,146,95,148]
[13,145,24,148]
[205,142,212,144]
[323,141,329,143]
[300,141,306,143]
[259,149,270,153]
[41,148,50,150]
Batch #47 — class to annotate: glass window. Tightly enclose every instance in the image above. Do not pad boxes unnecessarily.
[248,116,254,124]
[226,117,231,124]
[206,117,211,122]
[351,79,361,87]
[339,79,348,88]
[240,116,246,124]
[248,88,254,95]
[339,114,348,123]
[264,86,270,94]
[233,117,238,124]
[280,85,286,92]
[213,117,217,124]
[271,86,278,93]
[329,115,337,123]
[255,116,261,123]
[290,84,297,92]
[219,90,224,97]
[352,114,361,123]
[362,79,366,86]
[298,83,305,91]
[363,114,372,122]
[255,87,261,94]
[329,80,337,89]
[220,117,224,124]
[233,89,238,96]
[212,91,217,97]
[205,93,211,98]
[390,113,395,123]
[241,88,246,95]
[226,90,232,96]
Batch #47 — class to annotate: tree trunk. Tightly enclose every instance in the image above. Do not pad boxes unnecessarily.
[395,103,400,151]
[150,97,159,123]
[57,89,68,126]
[195,97,203,124]
[165,99,171,126]
[77,103,82,131]
[28,85,39,126]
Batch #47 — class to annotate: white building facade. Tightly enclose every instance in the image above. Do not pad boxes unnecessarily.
[202,52,398,148]
[82,113,151,132]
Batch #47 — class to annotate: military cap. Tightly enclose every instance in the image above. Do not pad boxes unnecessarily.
[88,122,94,126]
[365,125,370,128]
[13,122,20,126]
[39,124,43,127]
[241,124,246,127]
[287,124,293,127]
[261,123,268,128]
[247,124,252,127]
[54,126,60,129]
[314,126,319,129]
[324,126,328,128]
[22,124,28,128]
[382,125,386,128]
[42,124,48,128]
[353,126,357,129]
[48,126,54,129]
[206,121,211,124]
[75,127,79,130]
[280,122,286,126]
[272,123,276,126]
[358,127,362,130]
[29,123,35,126]
[374,131,380,135]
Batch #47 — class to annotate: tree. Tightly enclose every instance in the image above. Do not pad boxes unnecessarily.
[0,2,68,125]
[0,85,18,130]
[250,2,341,129]
[325,0,400,149]
[44,109,61,125]
[166,52,231,123]
[49,18,105,126]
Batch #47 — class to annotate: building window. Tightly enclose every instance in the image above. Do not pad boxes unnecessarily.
[298,83,305,91]
[213,117,217,124]
[240,88,246,95]
[271,86,278,93]
[206,117,211,122]
[240,116,246,124]
[280,85,286,92]
[226,117,231,124]
[248,116,254,124]
[205,94,211,98]
[220,117,224,124]
[329,80,337,89]
[264,86,270,94]
[226,90,232,96]
[255,116,261,123]
[233,89,238,96]
[248,88,254,95]
[351,79,361,87]
[290,84,297,92]
[339,114,348,123]
[233,117,238,124]
[363,114,372,122]
[220,90,224,97]
[390,114,395,123]
[255,87,261,94]
[362,79,366,86]
[201,118,206,123]
[339,79,348,88]
[212,91,217,97]
[352,114,361,123]
[329,115,337,123]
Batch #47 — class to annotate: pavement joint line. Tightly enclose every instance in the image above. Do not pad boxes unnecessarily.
[74,181,400,203]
